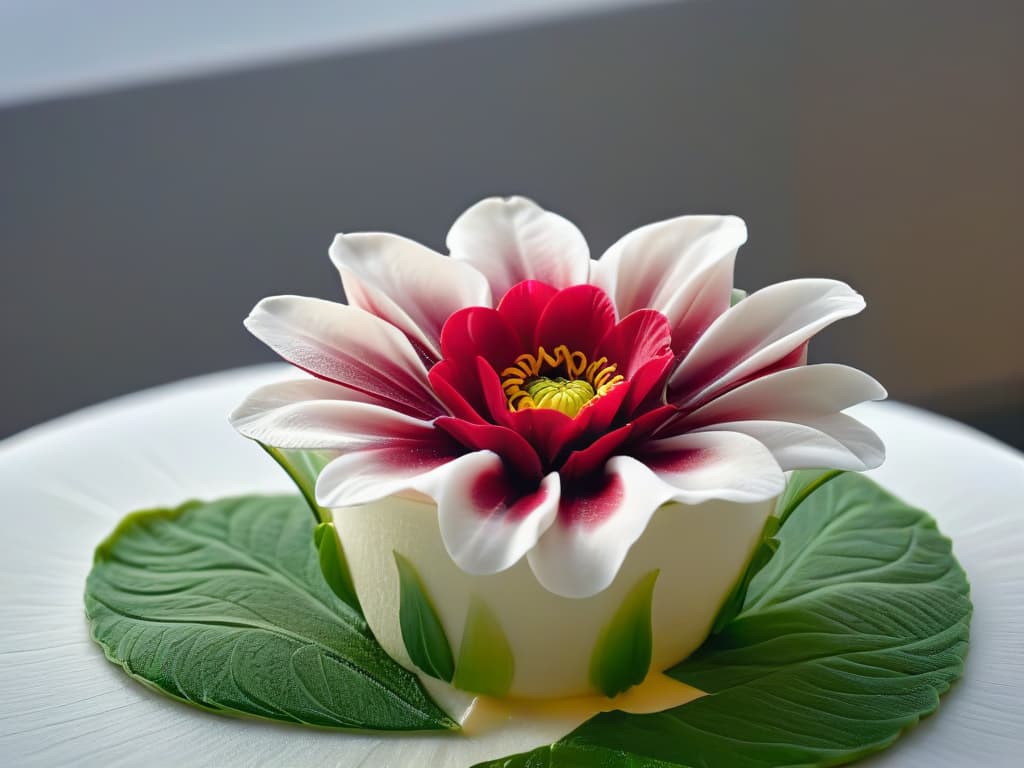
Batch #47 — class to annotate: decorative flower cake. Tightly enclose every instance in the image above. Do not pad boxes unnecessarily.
[83,195,970,766]
[229,196,886,699]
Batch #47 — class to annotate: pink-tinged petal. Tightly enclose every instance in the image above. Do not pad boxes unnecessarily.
[245,295,444,419]
[677,364,887,430]
[447,196,590,297]
[527,456,679,598]
[496,280,559,349]
[428,360,488,424]
[230,377,437,450]
[413,453,560,575]
[435,417,543,481]
[696,414,885,471]
[315,439,461,508]
[330,232,492,360]
[534,284,616,356]
[440,306,519,369]
[637,432,784,504]
[668,279,865,409]
[592,215,746,354]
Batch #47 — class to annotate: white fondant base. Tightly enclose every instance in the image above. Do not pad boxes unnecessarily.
[332,493,775,698]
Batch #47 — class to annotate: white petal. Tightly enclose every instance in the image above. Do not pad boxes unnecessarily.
[315,441,456,508]
[244,295,443,418]
[446,196,589,298]
[230,377,437,450]
[697,414,886,471]
[669,279,866,408]
[527,456,679,598]
[639,431,785,503]
[413,452,560,576]
[330,232,491,359]
[679,364,887,428]
[593,215,746,348]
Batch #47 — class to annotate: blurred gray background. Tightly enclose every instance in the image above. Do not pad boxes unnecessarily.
[1,0,1021,446]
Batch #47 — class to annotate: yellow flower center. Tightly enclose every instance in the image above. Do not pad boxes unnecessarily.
[500,344,624,418]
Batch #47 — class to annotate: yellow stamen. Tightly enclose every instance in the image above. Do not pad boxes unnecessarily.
[500,344,624,418]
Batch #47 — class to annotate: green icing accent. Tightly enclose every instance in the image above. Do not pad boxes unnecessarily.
[588,569,660,697]
[85,495,457,731]
[394,552,456,682]
[313,522,361,614]
[729,287,747,306]
[452,596,515,697]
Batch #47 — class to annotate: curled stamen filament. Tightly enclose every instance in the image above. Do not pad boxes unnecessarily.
[500,344,624,416]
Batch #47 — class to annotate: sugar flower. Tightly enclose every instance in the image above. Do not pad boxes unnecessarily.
[231,197,885,598]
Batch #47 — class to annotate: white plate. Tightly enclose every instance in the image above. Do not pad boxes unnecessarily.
[1,365,1022,768]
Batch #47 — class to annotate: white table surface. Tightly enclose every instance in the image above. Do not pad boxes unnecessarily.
[1,364,1022,767]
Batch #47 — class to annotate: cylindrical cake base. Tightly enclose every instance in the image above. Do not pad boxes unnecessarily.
[332,493,775,699]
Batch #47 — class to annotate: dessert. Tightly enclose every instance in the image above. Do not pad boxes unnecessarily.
[83,196,971,767]
[228,196,886,699]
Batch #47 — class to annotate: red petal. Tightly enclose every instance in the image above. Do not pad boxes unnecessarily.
[435,417,543,481]
[440,306,519,368]
[428,359,489,423]
[596,309,673,378]
[558,423,634,481]
[474,356,516,427]
[505,407,580,467]
[496,280,559,350]
[628,403,679,443]
[558,402,677,481]
[618,355,673,416]
[573,379,630,435]
[534,284,616,358]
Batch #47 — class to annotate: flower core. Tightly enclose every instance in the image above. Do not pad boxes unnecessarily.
[500,344,624,418]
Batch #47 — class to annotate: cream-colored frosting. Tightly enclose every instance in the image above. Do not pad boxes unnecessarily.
[332,494,775,699]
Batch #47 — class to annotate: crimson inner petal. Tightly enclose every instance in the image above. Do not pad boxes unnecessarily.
[431,281,680,476]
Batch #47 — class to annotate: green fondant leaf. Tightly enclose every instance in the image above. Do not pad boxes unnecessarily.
[85,495,457,732]
[476,472,971,767]
[313,522,361,613]
[730,287,747,306]
[394,551,456,682]
[259,444,333,522]
[261,445,362,615]
[589,569,659,697]
[478,746,553,768]
[452,595,515,697]
[710,469,843,634]
[775,468,845,526]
